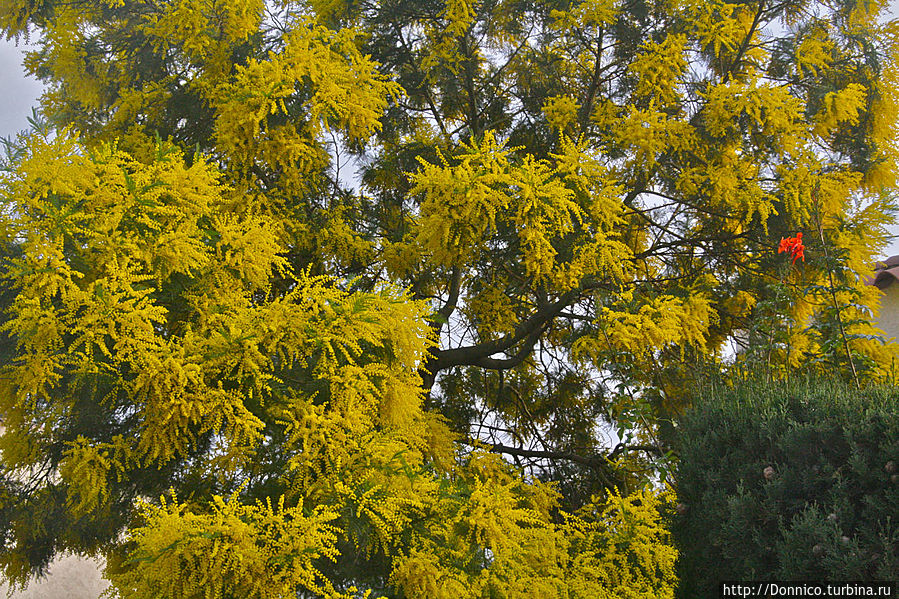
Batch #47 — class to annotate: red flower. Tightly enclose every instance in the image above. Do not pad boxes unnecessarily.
[778,232,805,265]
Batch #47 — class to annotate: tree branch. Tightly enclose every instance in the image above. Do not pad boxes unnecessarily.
[431,288,581,372]
[485,442,606,468]
[724,1,767,83]
[484,441,661,468]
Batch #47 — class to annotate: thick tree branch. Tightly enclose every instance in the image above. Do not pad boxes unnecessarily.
[486,442,607,468]
[724,1,767,83]
[466,321,548,370]
[484,441,662,468]
[435,266,462,324]
[431,287,581,372]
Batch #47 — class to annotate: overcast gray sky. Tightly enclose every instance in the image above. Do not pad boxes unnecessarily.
[0,37,41,138]
[2,4,899,257]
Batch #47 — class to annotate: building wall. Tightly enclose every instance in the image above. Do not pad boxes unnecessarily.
[0,555,108,599]
[873,282,899,346]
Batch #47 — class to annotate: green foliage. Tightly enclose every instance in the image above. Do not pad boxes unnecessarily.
[673,378,899,597]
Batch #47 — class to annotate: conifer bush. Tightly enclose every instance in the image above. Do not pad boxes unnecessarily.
[673,378,899,597]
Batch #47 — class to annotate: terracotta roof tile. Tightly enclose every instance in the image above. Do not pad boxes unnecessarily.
[867,256,899,289]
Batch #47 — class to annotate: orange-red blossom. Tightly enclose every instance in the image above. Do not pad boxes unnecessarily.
[778,233,805,265]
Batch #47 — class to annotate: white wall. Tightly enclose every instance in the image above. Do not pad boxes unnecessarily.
[0,555,108,599]
[873,282,899,346]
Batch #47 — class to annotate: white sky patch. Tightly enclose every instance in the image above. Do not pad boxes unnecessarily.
[0,36,42,141]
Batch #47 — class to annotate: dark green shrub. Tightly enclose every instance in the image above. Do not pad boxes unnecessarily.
[673,378,899,597]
